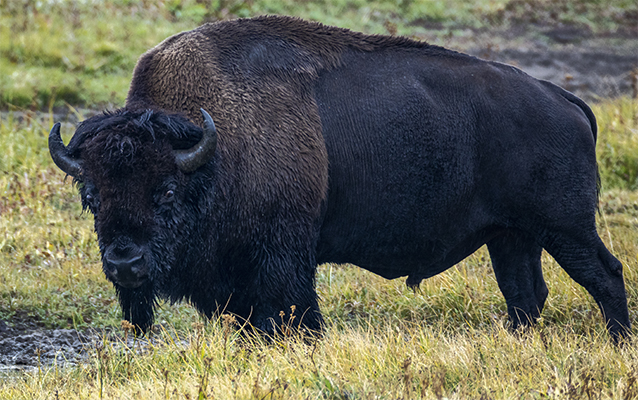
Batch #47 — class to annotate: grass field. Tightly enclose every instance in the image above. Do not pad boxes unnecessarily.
[2,0,637,110]
[1,0,638,398]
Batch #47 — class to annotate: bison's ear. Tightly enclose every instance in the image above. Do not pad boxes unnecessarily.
[174,109,217,173]
[49,123,83,178]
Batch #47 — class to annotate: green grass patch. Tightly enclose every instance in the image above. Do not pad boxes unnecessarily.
[595,97,638,191]
[0,1,194,109]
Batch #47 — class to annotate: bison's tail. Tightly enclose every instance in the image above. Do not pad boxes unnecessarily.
[566,92,604,206]
[541,80,598,143]
[559,91,601,204]
[560,89,598,143]
[543,81,601,203]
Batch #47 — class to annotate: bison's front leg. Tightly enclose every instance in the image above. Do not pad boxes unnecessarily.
[487,230,548,329]
[246,254,324,336]
[116,283,155,334]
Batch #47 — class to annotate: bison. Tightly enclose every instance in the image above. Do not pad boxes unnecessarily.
[49,15,630,339]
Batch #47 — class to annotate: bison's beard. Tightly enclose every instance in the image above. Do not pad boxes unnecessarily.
[116,281,156,334]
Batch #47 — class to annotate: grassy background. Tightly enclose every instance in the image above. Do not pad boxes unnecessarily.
[1,0,637,110]
[1,0,638,398]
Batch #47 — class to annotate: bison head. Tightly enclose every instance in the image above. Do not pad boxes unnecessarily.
[49,109,217,332]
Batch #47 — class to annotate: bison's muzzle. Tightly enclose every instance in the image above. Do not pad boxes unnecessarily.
[103,245,148,289]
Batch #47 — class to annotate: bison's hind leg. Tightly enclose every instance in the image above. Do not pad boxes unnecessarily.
[487,230,548,330]
[540,232,630,341]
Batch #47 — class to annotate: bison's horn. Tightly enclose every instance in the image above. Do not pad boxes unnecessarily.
[49,122,82,178]
[175,109,218,173]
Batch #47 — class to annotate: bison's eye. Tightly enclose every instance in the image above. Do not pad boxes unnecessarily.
[157,187,176,206]
[81,184,100,213]
[156,182,178,207]
[85,193,98,209]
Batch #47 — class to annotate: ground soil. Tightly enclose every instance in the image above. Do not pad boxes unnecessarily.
[417,24,638,101]
[0,321,95,372]
[1,23,637,372]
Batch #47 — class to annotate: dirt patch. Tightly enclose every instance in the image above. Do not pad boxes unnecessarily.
[472,41,637,100]
[0,320,167,373]
[413,25,638,101]
[488,48,636,99]
[0,321,99,372]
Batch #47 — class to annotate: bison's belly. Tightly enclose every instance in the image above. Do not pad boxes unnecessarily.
[316,207,502,279]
